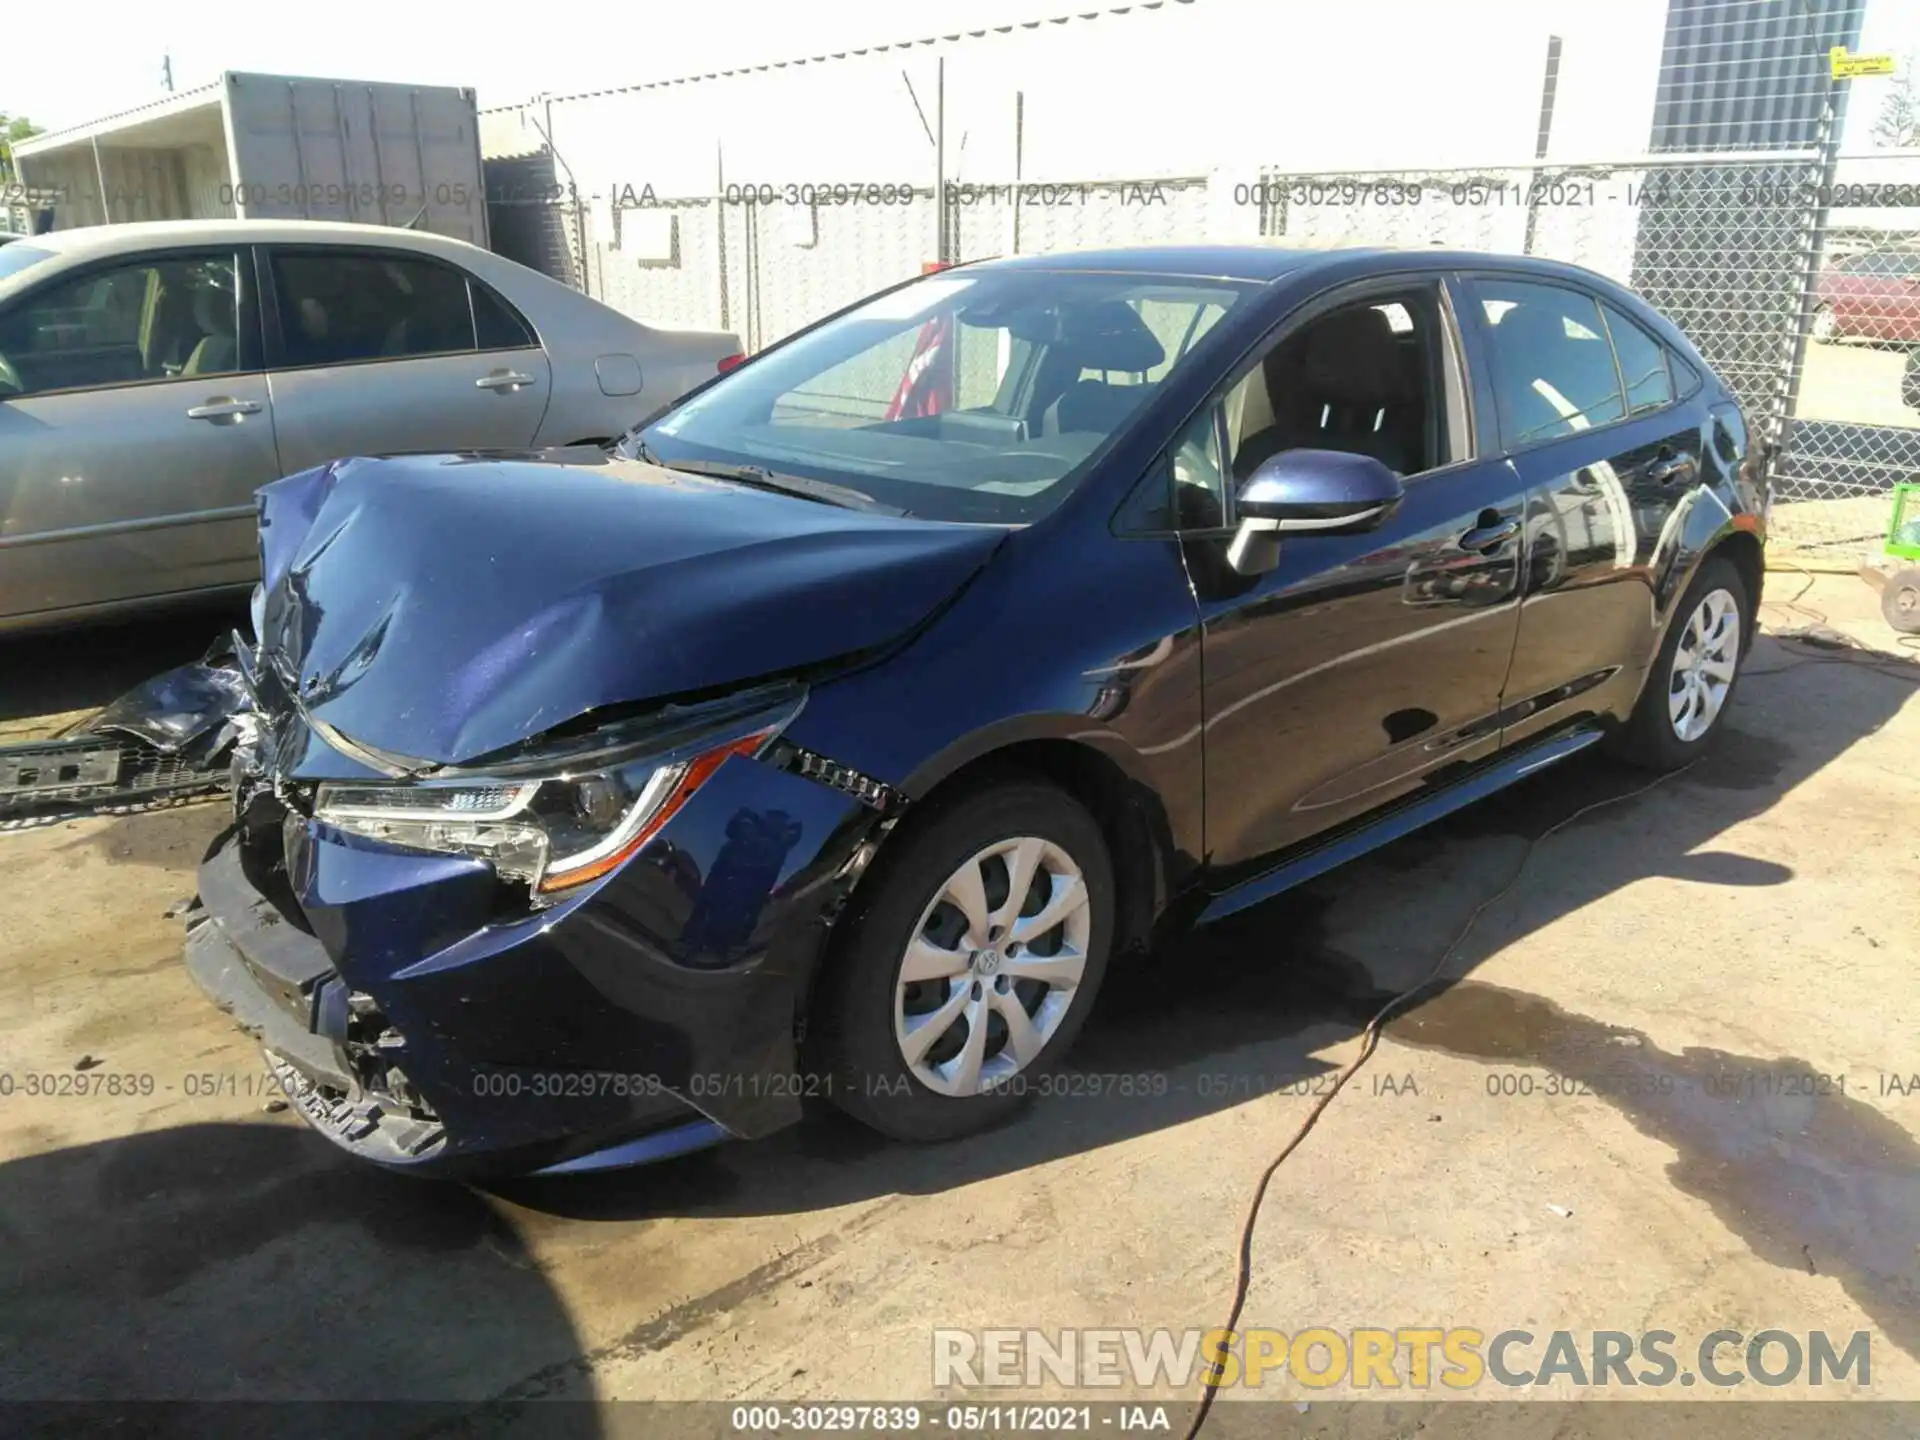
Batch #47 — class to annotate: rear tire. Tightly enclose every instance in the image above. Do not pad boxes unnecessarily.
[815,781,1114,1142]
[1610,554,1750,771]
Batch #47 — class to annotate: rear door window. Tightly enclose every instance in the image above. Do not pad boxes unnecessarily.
[270,250,477,367]
[1472,279,1627,447]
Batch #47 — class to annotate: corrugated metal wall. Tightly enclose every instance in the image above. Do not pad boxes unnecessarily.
[1647,0,1867,152]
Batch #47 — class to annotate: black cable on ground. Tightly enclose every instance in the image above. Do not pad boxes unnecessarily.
[1179,762,1693,1439]
[1178,566,1913,1435]
[1179,565,1920,1433]
[1747,563,1920,681]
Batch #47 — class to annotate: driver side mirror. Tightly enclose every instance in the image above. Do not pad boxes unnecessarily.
[1227,448,1404,576]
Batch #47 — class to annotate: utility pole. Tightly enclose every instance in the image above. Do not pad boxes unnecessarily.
[1522,35,1562,256]
[1012,91,1024,255]
[935,57,947,266]
[161,55,175,93]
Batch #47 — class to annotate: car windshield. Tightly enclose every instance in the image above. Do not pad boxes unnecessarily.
[0,242,54,281]
[631,268,1250,522]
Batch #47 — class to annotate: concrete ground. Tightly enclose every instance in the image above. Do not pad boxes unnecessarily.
[1796,339,1918,431]
[0,574,1916,1437]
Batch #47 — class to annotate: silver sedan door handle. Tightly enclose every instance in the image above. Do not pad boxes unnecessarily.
[476,370,535,392]
[186,397,263,422]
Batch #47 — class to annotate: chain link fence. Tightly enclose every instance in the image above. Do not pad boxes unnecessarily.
[1245,156,1920,561]
[479,136,1919,564]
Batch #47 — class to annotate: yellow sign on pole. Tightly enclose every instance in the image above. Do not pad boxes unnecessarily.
[1830,47,1897,80]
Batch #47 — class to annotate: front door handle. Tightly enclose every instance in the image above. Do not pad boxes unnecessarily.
[1647,454,1698,485]
[1459,517,1521,553]
[476,370,535,392]
[186,397,263,423]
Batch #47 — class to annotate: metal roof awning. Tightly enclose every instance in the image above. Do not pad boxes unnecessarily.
[13,82,226,159]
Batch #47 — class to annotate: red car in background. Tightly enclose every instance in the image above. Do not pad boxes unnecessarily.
[1813,248,1920,343]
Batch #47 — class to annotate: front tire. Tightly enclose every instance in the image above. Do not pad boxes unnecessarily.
[1610,554,1750,770]
[816,781,1114,1142]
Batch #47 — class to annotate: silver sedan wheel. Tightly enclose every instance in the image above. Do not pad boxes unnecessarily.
[1669,587,1741,742]
[893,835,1091,1097]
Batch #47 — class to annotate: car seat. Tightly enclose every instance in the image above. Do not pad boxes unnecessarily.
[181,285,238,376]
[1237,306,1424,477]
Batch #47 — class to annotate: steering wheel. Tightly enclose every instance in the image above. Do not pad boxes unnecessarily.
[0,352,20,396]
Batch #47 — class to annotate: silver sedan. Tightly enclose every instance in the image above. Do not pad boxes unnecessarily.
[0,220,740,631]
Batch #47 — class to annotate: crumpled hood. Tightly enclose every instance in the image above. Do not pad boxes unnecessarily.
[254,451,1004,766]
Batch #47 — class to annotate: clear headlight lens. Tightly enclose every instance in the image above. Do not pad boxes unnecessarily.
[313,725,778,904]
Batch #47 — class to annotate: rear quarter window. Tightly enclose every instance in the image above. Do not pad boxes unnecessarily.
[1601,304,1673,416]
[473,282,536,350]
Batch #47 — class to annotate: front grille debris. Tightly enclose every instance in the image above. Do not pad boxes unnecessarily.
[1,648,249,832]
[0,735,231,832]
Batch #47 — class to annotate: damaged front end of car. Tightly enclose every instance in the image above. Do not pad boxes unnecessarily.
[181,637,910,1176]
[170,451,976,1176]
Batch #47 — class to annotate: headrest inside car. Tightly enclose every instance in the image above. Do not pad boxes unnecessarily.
[976,299,1166,375]
[1302,306,1411,399]
[1056,300,1166,374]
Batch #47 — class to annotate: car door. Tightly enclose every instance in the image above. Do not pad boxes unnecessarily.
[1460,276,1705,750]
[0,246,280,622]
[261,245,552,473]
[1182,276,1530,875]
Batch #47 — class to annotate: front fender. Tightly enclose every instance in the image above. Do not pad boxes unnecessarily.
[780,524,1208,906]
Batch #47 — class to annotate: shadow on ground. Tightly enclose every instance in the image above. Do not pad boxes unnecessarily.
[0,1122,598,1435]
[2,630,1914,1420]
[0,598,247,731]
[491,634,1918,1360]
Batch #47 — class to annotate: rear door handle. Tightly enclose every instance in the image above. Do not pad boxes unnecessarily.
[185,398,263,422]
[476,370,535,392]
[1459,517,1521,552]
[1647,454,1697,485]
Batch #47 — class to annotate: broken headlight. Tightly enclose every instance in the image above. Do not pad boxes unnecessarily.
[312,717,785,905]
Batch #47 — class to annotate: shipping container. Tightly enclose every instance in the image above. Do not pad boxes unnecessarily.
[12,72,488,246]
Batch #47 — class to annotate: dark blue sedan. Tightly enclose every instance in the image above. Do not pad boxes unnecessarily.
[182,245,1767,1176]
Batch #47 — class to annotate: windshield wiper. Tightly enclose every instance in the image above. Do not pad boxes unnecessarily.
[633,448,904,516]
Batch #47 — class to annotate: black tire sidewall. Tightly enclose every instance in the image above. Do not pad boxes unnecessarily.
[1618,555,1751,769]
[815,781,1115,1142]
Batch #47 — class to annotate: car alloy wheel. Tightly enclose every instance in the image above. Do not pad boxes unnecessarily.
[892,835,1090,1097]
[1668,587,1741,743]
[1810,305,1837,342]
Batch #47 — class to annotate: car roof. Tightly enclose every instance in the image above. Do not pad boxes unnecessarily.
[15,219,489,262]
[967,244,1622,287]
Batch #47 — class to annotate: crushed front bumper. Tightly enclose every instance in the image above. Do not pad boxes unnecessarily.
[183,836,709,1174]
[182,738,881,1177]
